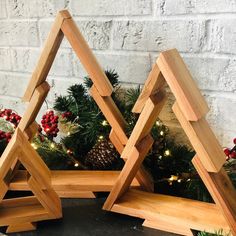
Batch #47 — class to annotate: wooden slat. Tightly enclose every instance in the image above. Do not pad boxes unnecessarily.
[22,10,69,102]
[6,222,36,233]
[143,219,193,236]
[19,82,50,132]
[61,18,113,96]
[132,64,166,113]
[17,129,51,189]
[24,121,39,141]
[109,129,125,155]
[173,102,225,172]
[122,90,166,159]
[192,156,236,235]
[9,170,141,193]
[55,190,96,198]
[111,189,230,234]
[0,197,51,226]
[157,49,209,121]
[90,85,128,145]
[0,180,8,201]
[103,134,154,210]
[28,176,62,218]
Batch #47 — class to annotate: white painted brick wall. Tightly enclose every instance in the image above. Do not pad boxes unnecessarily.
[0,0,235,147]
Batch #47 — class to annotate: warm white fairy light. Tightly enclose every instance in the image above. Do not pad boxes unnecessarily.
[31,143,38,150]
[156,120,161,126]
[50,143,55,149]
[99,135,104,140]
[74,162,79,167]
[102,120,108,126]
[164,149,171,156]
[67,132,71,136]
[177,179,182,183]
[160,130,164,136]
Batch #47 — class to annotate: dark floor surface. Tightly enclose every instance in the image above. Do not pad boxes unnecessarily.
[1,198,180,236]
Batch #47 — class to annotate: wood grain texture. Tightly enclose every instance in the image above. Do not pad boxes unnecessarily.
[157,49,209,121]
[132,64,166,113]
[22,11,67,102]
[9,170,140,193]
[111,189,230,234]
[193,156,236,235]
[19,82,50,132]
[103,135,154,210]
[90,85,128,145]
[173,102,225,172]
[62,18,113,96]
[6,222,36,233]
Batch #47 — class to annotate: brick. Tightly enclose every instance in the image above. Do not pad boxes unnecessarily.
[0,96,26,116]
[8,0,68,18]
[158,0,236,15]
[39,20,112,50]
[11,48,73,76]
[210,19,236,54]
[70,0,152,16]
[0,0,7,19]
[73,52,151,84]
[0,73,29,98]
[0,48,11,70]
[113,20,206,52]
[184,56,236,92]
[0,21,39,46]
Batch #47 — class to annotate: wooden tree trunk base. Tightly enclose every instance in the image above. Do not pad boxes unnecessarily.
[6,222,37,233]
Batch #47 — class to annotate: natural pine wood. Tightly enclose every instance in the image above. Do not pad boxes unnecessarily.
[172,102,225,172]
[157,49,209,121]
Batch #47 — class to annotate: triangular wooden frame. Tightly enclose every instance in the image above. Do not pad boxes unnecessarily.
[103,49,236,235]
[0,9,153,233]
[0,83,62,233]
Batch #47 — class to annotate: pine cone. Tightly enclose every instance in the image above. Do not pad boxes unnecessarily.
[84,139,120,170]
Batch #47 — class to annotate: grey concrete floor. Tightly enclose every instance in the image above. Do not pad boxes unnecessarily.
[5,198,180,236]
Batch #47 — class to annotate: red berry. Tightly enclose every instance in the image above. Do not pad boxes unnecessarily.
[224,148,231,156]
[230,151,236,159]
[233,138,236,145]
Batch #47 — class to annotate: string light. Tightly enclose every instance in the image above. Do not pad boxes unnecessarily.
[177,179,182,183]
[102,120,108,126]
[160,130,164,136]
[164,149,171,156]
[31,143,38,150]
[99,135,104,140]
[67,149,73,155]
[50,143,55,149]
[67,132,71,136]
[156,120,161,126]
[158,155,163,160]
[74,162,79,167]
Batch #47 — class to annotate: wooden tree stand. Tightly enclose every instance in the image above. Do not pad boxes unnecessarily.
[103,49,236,235]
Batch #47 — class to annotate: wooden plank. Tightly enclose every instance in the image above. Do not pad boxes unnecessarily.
[111,189,230,234]
[157,48,209,121]
[0,130,20,179]
[132,64,166,113]
[22,10,69,102]
[16,129,51,189]
[24,121,39,141]
[109,129,124,154]
[122,90,166,159]
[0,196,51,226]
[0,180,8,201]
[19,82,50,132]
[6,222,36,233]
[103,134,154,210]
[192,156,236,235]
[56,190,96,199]
[61,18,113,96]
[9,170,141,193]
[90,85,128,145]
[173,102,225,172]
[28,176,62,218]
[143,219,193,236]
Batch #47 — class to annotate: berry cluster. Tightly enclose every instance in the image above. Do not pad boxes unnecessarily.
[61,111,72,119]
[41,110,59,138]
[224,138,236,160]
[0,109,21,127]
[0,130,12,143]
